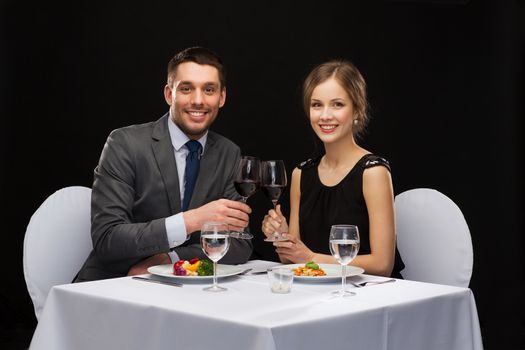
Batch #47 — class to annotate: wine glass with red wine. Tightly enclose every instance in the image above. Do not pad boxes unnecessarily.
[231,156,261,239]
[261,160,288,242]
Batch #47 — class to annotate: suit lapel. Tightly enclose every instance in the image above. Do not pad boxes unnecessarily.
[151,115,181,214]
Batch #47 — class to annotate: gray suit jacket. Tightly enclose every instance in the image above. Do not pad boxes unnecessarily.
[75,114,252,282]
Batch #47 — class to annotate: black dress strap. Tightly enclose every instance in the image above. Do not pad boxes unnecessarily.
[361,154,391,172]
[297,156,321,170]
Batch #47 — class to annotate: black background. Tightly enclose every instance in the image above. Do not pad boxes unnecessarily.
[1,0,523,349]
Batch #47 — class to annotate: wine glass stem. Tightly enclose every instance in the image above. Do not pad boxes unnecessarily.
[271,201,280,238]
[341,264,347,293]
[239,197,248,234]
[213,261,218,289]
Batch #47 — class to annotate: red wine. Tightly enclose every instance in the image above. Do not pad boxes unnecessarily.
[234,180,260,198]
[262,185,285,202]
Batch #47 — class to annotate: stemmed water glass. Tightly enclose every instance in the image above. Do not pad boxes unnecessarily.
[329,224,360,297]
[200,221,231,292]
[261,160,288,242]
[231,156,261,239]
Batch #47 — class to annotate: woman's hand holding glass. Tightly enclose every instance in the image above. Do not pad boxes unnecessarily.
[261,204,289,241]
[261,160,288,242]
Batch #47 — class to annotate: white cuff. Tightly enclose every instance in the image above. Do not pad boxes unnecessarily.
[165,213,188,248]
[168,251,180,263]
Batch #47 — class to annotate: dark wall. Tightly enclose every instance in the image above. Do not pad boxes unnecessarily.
[1,1,523,349]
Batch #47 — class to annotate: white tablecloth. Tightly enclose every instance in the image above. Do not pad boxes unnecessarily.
[30,260,483,350]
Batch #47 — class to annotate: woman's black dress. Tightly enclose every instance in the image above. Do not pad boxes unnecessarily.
[298,154,404,278]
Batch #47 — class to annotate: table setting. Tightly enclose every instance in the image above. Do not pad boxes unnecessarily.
[132,216,386,299]
[28,158,484,350]
[30,256,482,350]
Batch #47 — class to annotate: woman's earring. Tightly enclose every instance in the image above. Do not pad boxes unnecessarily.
[353,119,359,125]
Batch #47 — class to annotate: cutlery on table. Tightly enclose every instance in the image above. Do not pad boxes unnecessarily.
[239,268,274,275]
[132,276,183,287]
[349,278,396,288]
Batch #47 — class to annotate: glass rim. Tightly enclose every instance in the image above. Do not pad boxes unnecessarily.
[200,232,230,235]
[268,266,294,273]
[200,221,230,232]
[330,224,358,229]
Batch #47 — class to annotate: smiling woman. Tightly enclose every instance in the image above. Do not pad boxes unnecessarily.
[262,60,405,278]
[303,61,369,140]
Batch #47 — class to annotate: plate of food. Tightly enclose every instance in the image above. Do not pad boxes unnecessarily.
[147,258,245,280]
[280,261,364,282]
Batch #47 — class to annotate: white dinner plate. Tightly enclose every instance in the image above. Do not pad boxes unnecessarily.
[279,263,364,282]
[147,264,245,280]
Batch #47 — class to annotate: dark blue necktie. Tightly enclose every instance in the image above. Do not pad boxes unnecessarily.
[182,140,202,211]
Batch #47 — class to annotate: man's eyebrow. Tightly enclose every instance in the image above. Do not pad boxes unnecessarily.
[177,81,220,87]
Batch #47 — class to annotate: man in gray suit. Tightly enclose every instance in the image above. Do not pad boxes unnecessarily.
[75,47,252,282]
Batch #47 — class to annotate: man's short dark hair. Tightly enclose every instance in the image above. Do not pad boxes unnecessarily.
[167,47,226,89]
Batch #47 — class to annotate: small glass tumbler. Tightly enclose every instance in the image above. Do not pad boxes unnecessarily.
[267,268,294,294]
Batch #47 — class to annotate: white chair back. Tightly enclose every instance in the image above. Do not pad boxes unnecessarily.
[395,188,473,287]
[23,186,92,320]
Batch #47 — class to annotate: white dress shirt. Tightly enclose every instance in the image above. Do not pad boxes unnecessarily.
[165,116,207,262]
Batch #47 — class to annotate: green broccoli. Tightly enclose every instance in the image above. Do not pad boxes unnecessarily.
[305,261,320,270]
[197,259,214,276]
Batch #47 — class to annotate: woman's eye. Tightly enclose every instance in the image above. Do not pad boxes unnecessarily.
[333,102,344,108]
[311,102,321,108]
